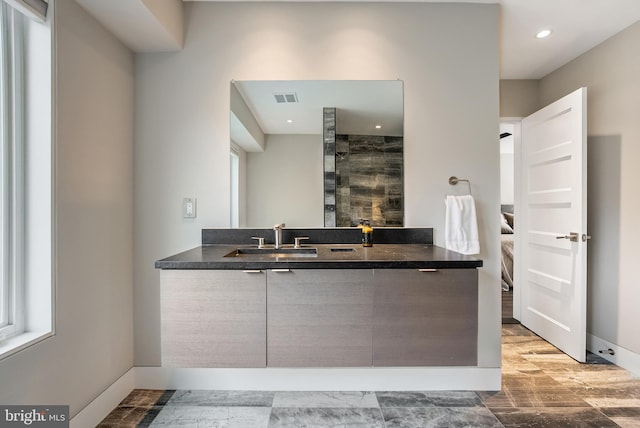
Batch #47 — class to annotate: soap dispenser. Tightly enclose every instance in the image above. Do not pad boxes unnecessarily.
[361,220,373,247]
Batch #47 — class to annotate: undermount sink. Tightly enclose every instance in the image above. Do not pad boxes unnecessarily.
[224,247,318,258]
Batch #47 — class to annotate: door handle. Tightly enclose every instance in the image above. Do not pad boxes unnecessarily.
[556,232,579,242]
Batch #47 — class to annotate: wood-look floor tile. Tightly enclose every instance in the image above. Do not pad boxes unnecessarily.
[96,406,156,427]
[501,373,563,389]
[502,325,537,337]
[609,417,640,428]
[119,389,167,407]
[502,337,561,354]
[568,386,640,407]
[546,368,640,390]
[478,388,588,408]
[500,359,543,376]
[491,407,618,427]
[584,397,640,408]
[600,407,640,417]
[521,353,582,368]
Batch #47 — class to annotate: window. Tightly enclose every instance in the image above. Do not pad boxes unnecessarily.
[0,0,25,340]
[0,0,52,357]
[230,148,239,228]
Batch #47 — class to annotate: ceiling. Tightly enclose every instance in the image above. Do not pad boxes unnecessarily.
[496,0,640,79]
[74,0,640,138]
[73,0,640,140]
[185,0,640,80]
[76,0,640,80]
[232,80,404,138]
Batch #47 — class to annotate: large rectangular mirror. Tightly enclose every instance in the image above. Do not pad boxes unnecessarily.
[230,80,403,228]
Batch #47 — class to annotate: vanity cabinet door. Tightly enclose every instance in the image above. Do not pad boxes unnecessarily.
[267,269,374,367]
[373,268,478,366]
[161,269,266,368]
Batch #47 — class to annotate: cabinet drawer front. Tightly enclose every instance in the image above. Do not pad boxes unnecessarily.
[267,269,374,367]
[161,270,266,368]
[373,269,478,366]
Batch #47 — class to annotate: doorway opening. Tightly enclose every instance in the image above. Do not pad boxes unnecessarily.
[500,121,518,324]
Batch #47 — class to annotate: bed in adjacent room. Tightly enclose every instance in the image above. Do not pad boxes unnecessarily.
[501,207,514,291]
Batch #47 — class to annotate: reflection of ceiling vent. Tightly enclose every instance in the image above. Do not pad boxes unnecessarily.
[273,93,298,103]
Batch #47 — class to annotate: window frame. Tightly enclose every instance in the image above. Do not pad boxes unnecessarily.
[230,147,240,228]
[0,0,26,341]
[0,0,53,358]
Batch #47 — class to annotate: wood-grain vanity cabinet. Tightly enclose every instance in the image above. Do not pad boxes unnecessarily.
[160,269,266,368]
[372,268,478,366]
[160,267,478,368]
[267,269,374,367]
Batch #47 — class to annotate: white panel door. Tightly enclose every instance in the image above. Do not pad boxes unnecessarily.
[520,87,588,362]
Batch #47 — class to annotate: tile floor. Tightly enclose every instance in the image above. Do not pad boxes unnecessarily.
[98,324,640,427]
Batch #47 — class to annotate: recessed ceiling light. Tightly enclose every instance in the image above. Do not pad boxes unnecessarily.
[375,125,382,129]
[536,29,552,39]
[286,119,293,123]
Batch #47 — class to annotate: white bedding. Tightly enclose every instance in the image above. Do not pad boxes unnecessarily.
[501,234,514,291]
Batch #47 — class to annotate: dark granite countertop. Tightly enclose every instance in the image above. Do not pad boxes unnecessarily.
[155,243,483,270]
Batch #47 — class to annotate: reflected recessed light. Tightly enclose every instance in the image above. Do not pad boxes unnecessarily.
[375,125,382,129]
[286,119,293,123]
[536,29,552,39]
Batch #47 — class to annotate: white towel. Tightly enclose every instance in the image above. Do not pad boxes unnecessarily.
[445,195,480,255]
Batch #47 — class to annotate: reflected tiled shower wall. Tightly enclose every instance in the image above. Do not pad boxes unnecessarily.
[323,108,337,226]
[336,134,403,227]
[323,108,404,227]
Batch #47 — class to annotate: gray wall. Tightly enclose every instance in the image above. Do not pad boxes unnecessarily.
[539,21,640,356]
[246,134,324,228]
[0,0,134,416]
[134,2,501,367]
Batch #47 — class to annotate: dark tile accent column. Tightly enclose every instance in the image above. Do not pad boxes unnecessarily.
[323,108,337,227]
[383,136,404,226]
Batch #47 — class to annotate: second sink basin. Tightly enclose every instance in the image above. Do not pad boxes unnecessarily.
[224,247,318,258]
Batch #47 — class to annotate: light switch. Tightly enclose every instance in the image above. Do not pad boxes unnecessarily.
[183,197,197,218]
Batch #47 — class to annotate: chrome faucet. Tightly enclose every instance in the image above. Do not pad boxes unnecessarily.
[273,223,286,249]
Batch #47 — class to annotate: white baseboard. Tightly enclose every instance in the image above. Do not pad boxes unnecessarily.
[70,366,500,427]
[68,336,637,428]
[588,334,640,376]
[134,367,502,391]
[70,368,134,428]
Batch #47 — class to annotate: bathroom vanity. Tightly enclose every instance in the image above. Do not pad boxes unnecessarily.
[155,228,482,370]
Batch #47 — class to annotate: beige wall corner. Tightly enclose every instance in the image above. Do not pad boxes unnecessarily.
[500,79,540,118]
[540,21,640,359]
[75,0,183,51]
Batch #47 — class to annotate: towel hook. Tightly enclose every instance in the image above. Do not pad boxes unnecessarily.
[449,176,472,195]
